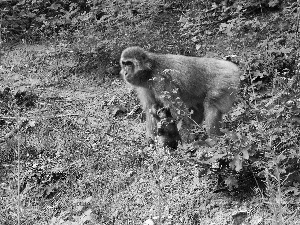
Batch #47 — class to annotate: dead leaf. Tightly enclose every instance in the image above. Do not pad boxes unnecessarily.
[225,175,238,190]
[230,155,243,171]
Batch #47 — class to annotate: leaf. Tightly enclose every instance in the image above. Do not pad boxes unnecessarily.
[73,198,81,204]
[241,149,249,160]
[83,209,92,216]
[225,175,238,190]
[83,196,92,203]
[279,47,292,54]
[249,215,263,225]
[191,36,198,43]
[75,205,84,212]
[178,16,188,23]
[229,131,239,141]
[28,120,36,128]
[230,155,243,171]
[231,104,245,118]
[49,3,61,10]
[202,153,227,164]
[192,176,200,189]
[17,0,26,5]
[269,0,280,7]
[285,186,300,196]
[205,138,217,147]
[196,44,202,50]
[143,219,154,225]
[177,119,183,130]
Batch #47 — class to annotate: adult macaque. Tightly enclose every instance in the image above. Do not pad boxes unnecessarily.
[120,46,240,141]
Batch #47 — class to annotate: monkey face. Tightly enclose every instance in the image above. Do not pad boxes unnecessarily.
[120,58,140,85]
[120,58,152,87]
[120,60,135,77]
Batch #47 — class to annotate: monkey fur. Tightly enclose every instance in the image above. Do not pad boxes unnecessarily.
[149,104,181,149]
[120,46,240,141]
[156,107,181,149]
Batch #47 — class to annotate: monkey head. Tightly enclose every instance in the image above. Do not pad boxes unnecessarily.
[120,47,153,87]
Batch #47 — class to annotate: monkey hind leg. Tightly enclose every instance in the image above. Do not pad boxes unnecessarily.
[204,104,223,136]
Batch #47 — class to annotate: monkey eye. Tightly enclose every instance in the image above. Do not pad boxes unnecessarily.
[122,61,134,66]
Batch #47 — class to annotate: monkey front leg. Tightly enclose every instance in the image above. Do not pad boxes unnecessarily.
[145,107,159,141]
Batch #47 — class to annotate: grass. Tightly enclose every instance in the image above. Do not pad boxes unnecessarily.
[0,42,299,225]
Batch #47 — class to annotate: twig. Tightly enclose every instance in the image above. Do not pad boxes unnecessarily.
[296,0,300,39]
[17,113,21,225]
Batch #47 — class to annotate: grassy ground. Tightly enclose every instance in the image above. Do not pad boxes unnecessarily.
[0,43,299,225]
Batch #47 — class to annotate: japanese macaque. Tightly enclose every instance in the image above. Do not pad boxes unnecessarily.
[120,46,240,141]
[151,105,181,149]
